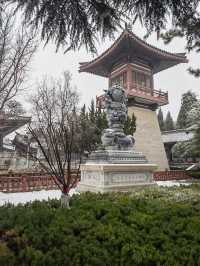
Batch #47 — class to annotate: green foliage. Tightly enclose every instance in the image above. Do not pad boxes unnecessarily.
[176,91,197,129]
[124,113,136,135]
[84,99,136,147]
[165,111,174,131]
[188,171,200,178]
[157,108,165,131]
[1,187,200,266]
[81,100,108,148]
[88,100,96,123]
[192,124,200,157]
[161,14,200,77]
[172,140,194,159]
[186,101,200,128]
[4,0,198,54]
[94,109,108,144]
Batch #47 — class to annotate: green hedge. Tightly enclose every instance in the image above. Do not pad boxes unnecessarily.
[188,171,200,178]
[0,190,200,266]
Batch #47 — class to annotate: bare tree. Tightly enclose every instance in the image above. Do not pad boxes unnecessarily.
[0,7,37,111]
[4,99,25,116]
[28,72,95,208]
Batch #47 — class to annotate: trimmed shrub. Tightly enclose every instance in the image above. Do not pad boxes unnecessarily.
[188,170,200,178]
[0,188,200,265]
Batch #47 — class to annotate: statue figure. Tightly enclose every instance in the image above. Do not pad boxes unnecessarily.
[101,84,135,150]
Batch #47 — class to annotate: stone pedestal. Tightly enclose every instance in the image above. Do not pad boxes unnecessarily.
[78,163,157,193]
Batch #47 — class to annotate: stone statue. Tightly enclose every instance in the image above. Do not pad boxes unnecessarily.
[78,84,156,194]
[101,84,135,150]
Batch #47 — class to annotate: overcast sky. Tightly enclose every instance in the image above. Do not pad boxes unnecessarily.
[22,23,200,120]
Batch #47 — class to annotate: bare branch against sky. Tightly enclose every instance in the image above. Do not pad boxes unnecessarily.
[0,8,37,111]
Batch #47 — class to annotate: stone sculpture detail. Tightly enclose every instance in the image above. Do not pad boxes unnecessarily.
[101,84,135,150]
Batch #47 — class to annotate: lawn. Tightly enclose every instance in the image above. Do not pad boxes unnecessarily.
[0,185,200,266]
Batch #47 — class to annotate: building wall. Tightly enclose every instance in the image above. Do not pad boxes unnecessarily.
[128,106,169,171]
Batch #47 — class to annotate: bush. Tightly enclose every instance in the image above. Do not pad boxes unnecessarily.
[188,170,200,178]
[0,189,200,265]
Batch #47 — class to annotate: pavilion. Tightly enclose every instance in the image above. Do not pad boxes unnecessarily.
[79,27,188,170]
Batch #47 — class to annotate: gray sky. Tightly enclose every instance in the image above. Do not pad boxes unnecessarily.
[24,24,200,120]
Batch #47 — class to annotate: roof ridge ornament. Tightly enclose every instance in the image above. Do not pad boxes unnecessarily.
[125,22,132,32]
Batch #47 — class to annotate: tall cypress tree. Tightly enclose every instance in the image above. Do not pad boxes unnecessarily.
[88,99,96,123]
[165,111,174,130]
[94,108,108,144]
[80,104,87,119]
[192,124,200,157]
[124,113,136,135]
[157,108,165,131]
[176,91,197,129]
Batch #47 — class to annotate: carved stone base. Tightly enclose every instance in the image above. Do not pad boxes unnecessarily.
[78,163,157,193]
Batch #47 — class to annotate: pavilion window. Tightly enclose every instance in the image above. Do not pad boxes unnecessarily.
[111,72,127,87]
[132,71,151,90]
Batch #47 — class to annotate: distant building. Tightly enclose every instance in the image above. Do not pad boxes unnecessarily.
[0,111,31,171]
[162,129,196,168]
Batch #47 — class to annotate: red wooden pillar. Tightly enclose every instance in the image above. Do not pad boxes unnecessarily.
[126,65,132,93]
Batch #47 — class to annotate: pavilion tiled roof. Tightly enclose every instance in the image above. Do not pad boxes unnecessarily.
[79,29,188,77]
[0,113,31,137]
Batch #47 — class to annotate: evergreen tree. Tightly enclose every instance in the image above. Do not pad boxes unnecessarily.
[192,124,200,157]
[6,0,197,60]
[86,98,137,147]
[186,101,200,128]
[157,108,165,131]
[176,91,197,129]
[124,113,136,135]
[95,109,108,144]
[88,99,96,123]
[80,104,87,120]
[186,101,200,158]
[165,111,174,131]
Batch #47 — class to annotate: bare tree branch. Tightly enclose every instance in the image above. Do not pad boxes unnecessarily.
[0,7,37,111]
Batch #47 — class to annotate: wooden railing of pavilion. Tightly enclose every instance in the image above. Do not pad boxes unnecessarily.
[128,86,168,103]
[96,87,168,109]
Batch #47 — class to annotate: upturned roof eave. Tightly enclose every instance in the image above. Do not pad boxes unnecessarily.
[79,29,188,75]
[0,116,31,137]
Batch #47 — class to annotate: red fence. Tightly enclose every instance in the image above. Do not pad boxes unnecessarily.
[0,175,57,193]
[0,170,193,193]
[153,171,192,181]
[0,172,80,193]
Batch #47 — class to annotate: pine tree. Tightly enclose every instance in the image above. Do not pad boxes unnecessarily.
[88,99,96,123]
[80,104,87,119]
[192,123,200,157]
[186,101,200,128]
[124,113,136,135]
[165,111,174,131]
[176,91,197,129]
[7,0,198,61]
[157,108,165,131]
[95,109,108,144]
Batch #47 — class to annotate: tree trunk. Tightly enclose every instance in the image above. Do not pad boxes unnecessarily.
[60,193,70,209]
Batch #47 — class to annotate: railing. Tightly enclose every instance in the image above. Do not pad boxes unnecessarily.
[0,172,80,193]
[96,87,168,109]
[128,85,168,103]
[153,170,192,181]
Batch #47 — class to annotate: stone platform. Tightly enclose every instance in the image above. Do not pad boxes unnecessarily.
[78,163,157,193]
